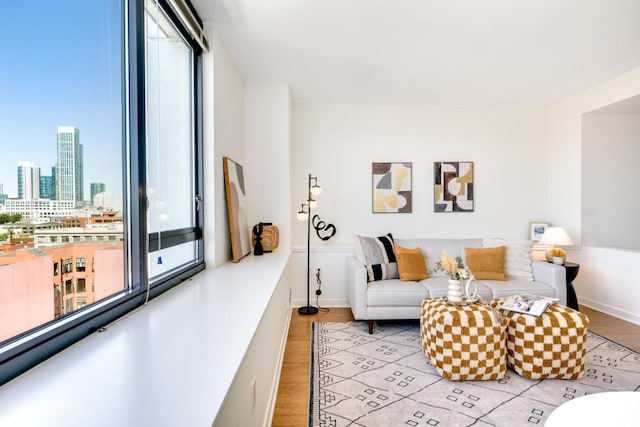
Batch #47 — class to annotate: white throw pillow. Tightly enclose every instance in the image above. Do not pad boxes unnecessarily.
[483,238,534,280]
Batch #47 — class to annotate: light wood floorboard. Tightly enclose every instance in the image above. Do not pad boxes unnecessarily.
[271,305,640,426]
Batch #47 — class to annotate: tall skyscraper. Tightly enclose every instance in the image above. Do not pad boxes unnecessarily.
[0,183,6,206]
[90,183,106,203]
[50,166,56,200]
[56,126,83,202]
[39,174,55,200]
[17,161,41,200]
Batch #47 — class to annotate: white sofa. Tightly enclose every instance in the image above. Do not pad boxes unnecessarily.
[347,237,567,333]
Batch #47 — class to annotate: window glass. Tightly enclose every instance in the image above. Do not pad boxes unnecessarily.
[65,299,74,315]
[148,241,198,278]
[0,1,125,343]
[0,0,205,386]
[77,278,86,293]
[76,258,86,272]
[145,0,200,280]
[77,297,87,309]
[65,280,74,295]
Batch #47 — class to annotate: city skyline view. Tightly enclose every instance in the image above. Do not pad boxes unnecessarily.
[0,1,123,210]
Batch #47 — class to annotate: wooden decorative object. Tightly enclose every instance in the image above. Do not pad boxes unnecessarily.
[252,223,279,253]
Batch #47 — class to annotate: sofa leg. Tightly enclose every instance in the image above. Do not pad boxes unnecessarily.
[368,320,374,334]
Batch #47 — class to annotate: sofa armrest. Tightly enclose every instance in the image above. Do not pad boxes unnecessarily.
[531,260,567,306]
[346,255,368,320]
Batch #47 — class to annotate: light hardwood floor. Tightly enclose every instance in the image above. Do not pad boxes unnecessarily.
[271,305,640,426]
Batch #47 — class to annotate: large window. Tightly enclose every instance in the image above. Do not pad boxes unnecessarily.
[145,0,202,281]
[0,0,206,385]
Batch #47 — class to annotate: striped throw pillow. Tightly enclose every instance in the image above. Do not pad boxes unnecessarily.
[354,233,399,282]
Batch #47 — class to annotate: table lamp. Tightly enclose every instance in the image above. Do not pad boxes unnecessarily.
[538,226,573,265]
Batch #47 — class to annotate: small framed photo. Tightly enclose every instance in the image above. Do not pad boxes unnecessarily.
[529,222,550,242]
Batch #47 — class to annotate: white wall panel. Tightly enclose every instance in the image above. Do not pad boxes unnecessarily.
[548,66,640,323]
[209,27,246,266]
[291,104,548,246]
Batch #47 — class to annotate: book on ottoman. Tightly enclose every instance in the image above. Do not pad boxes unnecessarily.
[499,294,559,316]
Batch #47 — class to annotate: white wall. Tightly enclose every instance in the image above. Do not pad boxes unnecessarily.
[209,27,246,267]
[243,83,293,251]
[289,104,548,306]
[582,113,640,250]
[205,29,294,426]
[292,104,548,243]
[208,31,293,264]
[548,66,640,324]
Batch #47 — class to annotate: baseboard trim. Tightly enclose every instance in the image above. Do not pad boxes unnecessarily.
[292,298,349,308]
[580,297,640,326]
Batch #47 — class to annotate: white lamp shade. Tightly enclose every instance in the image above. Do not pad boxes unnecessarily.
[538,227,574,246]
[296,211,308,221]
[310,184,322,196]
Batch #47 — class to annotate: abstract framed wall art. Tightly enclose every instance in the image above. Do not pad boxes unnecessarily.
[372,162,412,213]
[434,161,474,212]
[223,156,252,262]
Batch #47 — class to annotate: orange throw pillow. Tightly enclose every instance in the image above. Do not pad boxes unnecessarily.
[395,245,429,281]
[465,246,507,281]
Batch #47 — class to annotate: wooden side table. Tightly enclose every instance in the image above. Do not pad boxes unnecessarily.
[564,262,580,311]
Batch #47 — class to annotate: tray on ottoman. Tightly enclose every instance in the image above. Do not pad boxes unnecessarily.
[491,298,590,379]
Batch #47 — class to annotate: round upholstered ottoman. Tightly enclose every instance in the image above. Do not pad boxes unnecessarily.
[491,299,590,379]
[420,297,507,380]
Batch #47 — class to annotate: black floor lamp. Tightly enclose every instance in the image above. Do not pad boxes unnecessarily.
[297,174,322,315]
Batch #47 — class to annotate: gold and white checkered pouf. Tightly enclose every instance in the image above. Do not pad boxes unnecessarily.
[420,298,507,381]
[491,299,590,380]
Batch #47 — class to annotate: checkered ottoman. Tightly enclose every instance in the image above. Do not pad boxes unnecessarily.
[491,299,590,379]
[420,298,507,380]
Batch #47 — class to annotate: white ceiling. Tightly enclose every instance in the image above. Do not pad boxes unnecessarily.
[191,0,640,105]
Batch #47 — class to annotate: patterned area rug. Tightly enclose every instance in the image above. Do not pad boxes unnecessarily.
[310,321,640,427]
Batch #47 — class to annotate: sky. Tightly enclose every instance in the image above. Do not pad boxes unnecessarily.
[0,1,123,209]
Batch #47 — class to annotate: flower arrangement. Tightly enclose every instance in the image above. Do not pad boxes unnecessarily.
[433,251,470,281]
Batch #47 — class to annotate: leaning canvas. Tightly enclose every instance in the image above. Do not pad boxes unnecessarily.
[223,157,252,262]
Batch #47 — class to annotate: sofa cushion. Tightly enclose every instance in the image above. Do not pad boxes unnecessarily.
[367,280,429,307]
[395,238,482,276]
[419,277,450,298]
[354,233,399,282]
[481,279,556,300]
[465,246,507,280]
[483,238,534,280]
[395,245,429,281]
